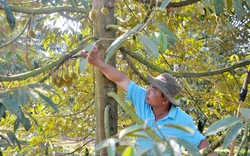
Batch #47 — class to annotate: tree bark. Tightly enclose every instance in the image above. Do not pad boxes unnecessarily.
[92,0,117,155]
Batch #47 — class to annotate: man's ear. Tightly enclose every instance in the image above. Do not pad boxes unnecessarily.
[163,98,169,105]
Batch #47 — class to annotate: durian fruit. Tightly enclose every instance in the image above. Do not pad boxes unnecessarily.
[101,8,109,15]
[55,75,61,83]
[28,30,36,38]
[56,77,65,88]
[89,10,97,21]
[71,72,78,80]
[63,73,70,81]
[65,79,73,88]
[51,76,57,85]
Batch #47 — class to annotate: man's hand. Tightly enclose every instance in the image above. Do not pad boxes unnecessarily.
[81,45,101,67]
[199,139,218,156]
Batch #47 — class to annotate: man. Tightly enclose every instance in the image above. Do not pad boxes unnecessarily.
[81,45,217,156]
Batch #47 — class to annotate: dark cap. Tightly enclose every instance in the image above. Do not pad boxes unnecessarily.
[147,73,181,106]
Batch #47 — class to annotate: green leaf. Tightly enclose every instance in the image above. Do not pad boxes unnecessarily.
[214,0,225,16]
[119,124,144,139]
[174,138,202,156]
[166,140,178,155]
[2,98,23,120]
[84,41,96,52]
[81,0,89,11]
[138,35,159,58]
[26,90,39,103]
[239,108,250,122]
[6,132,21,150]
[14,118,21,132]
[12,88,29,106]
[38,93,59,113]
[79,42,96,75]
[107,138,116,156]
[202,0,212,6]
[27,83,41,88]
[40,83,61,100]
[42,0,49,3]
[222,123,243,149]
[41,83,55,91]
[105,24,143,63]
[55,0,62,6]
[243,1,250,11]
[92,138,120,153]
[160,0,171,10]
[153,143,168,155]
[151,32,161,46]
[247,0,250,6]
[159,31,169,53]
[167,36,175,47]
[144,4,149,10]
[6,51,13,60]
[16,54,23,62]
[122,146,137,156]
[26,112,38,127]
[69,0,78,8]
[156,22,179,40]
[22,117,31,131]
[1,1,15,31]
[0,103,6,118]
[232,0,243,20]
[38,125,43,132]
[125,131,149,139]
[162,123,195,134]
[79,58,88,75]
[205,117,242,136]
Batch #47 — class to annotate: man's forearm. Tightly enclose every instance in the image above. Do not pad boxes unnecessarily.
[95,60,130,91]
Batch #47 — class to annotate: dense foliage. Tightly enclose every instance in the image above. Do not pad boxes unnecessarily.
[0,0,249,155]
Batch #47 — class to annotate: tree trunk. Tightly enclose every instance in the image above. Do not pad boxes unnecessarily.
[92,0,117,155]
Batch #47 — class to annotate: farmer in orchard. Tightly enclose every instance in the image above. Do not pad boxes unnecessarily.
[81,45,217,156]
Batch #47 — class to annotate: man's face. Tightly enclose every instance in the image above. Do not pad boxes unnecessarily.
[146,84,166,107]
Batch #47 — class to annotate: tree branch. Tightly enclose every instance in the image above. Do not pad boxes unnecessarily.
[140,0,201,8]
[0,15,31,48]
[0,6,88,14]
[0,36,96,82]
[119,46,250,78]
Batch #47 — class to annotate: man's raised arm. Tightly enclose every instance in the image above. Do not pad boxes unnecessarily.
[81,45,130,91]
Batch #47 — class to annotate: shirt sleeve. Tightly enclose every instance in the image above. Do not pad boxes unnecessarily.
[184,117,206,147]
[126,81,146,108]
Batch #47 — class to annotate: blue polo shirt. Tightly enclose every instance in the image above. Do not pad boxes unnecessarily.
[126,81,205,150]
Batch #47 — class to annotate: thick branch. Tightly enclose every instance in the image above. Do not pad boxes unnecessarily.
[140,0,201,8]
[121,52,148,83]
[0,6,88,14]
[119,46,250,78]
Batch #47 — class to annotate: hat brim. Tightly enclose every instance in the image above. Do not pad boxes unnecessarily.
[147,73,179,106]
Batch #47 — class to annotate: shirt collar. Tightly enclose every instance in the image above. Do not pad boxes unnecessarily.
[167,104,177,119]
[159,104,177,121]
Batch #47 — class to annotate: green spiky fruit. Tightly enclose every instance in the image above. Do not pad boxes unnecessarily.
[101,8,109,15]
[51,77,57,85]
[28,30,36,38]
[71,72,78,80]
[65,79,73,88]
[56,77,65,88]
[63,73,70,81]
[55,75,61,83]
[89,10,97,21]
